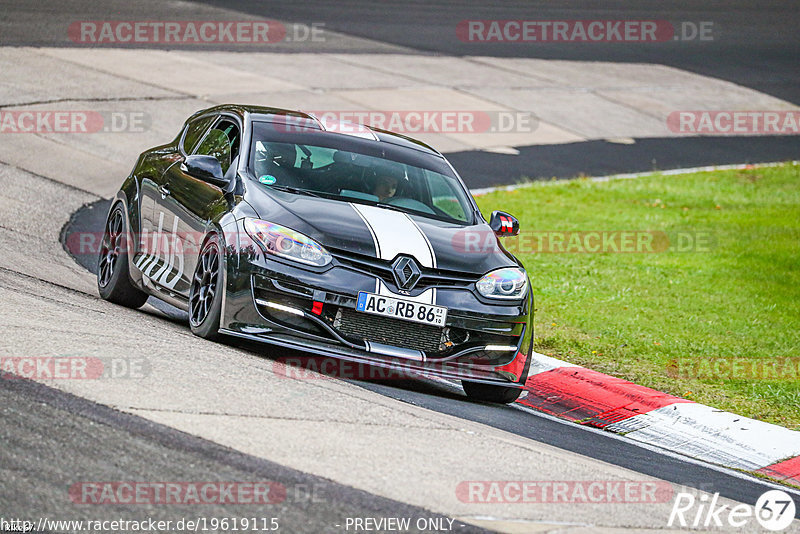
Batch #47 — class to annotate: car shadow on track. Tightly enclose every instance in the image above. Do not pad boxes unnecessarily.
[225,336,475,404]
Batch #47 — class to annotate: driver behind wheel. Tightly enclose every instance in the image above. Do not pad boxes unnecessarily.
[372,174,398,202]
[370,163,405,202]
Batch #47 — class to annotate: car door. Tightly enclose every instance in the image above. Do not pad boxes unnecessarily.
[151,114,241,296]
[138,114,215,290]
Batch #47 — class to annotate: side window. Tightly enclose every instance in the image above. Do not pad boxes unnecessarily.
[181,116,214,155]
[194,118,241,174]
[426,171,467,221]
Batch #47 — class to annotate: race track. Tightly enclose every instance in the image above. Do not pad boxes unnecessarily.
[1,1,799,532]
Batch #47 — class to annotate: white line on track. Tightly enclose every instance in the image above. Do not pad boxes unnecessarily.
[511,404,800,497]
[416,372,800,497]
[470,160,800,196]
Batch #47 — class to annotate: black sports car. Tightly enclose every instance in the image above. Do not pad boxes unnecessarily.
[98,104,533,403]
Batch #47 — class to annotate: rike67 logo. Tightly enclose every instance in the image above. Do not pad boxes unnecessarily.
[669,489,796,531]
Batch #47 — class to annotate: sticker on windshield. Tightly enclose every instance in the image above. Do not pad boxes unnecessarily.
[259,175,277,185]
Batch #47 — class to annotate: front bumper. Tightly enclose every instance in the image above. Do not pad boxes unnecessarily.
[220,236,534,386]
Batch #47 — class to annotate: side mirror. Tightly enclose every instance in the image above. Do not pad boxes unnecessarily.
[181,155,229,188]
[489,211,520,237]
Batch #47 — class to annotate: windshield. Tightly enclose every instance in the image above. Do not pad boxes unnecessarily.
[248,123,475,224]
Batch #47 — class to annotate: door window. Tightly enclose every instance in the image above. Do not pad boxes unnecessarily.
[181,115,214,155]
[194,118,240,174]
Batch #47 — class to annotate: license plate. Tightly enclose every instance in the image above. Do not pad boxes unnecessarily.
[355,291,447,327]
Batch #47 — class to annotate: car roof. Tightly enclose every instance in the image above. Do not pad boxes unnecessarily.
[190,104,443,157]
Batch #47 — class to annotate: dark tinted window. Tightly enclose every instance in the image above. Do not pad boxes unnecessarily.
[250,137,474,224]
[195,118,241,174]
[181,115,214,154]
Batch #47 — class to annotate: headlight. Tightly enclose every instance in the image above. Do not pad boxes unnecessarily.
[244,218,332,267]
[476,267,528,300]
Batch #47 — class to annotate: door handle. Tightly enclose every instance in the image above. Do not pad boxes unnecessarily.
[158,185,171,197]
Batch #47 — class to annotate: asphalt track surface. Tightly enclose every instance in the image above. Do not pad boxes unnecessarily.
[1,0,798,185]
[447,136,800,188]
[195,0,800,183]
[0,376,488,534]
[5,1,798,103]
[62,198,800,520]
[200,1,800,103]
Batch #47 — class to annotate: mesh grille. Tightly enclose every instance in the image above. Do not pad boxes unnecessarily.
[334,308,443,354]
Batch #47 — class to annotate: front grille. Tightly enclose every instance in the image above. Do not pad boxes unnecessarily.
[334,308,443,354]
[331,249,477,290]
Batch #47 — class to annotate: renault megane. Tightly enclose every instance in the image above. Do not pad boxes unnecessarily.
[97,104,533,403]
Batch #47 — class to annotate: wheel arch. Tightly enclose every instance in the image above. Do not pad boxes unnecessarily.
[105,193,140,280]
[196,219,234,331]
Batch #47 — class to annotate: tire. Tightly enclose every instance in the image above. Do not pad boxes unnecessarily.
[189,234,224,341]
[462,380,522,404]
[97,204,149,309]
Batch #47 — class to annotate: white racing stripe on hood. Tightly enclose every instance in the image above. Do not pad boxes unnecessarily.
[349,203,436,268]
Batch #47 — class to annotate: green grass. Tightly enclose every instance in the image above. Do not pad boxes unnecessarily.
[474,163,800,429]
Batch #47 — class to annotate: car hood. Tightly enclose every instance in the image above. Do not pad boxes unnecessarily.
[245,185,519,275]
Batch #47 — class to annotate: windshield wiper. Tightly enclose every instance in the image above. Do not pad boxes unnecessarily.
[373,202,410,214]
[266,184,324,198]
[374,201,471,225]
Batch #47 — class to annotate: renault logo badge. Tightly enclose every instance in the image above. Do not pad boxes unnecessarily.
[392,256,421,291]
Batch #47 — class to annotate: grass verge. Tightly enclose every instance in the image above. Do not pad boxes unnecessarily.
[475,163,800,429]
